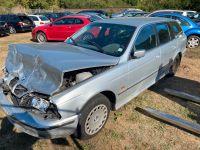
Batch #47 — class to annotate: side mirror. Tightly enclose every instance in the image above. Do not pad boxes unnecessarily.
[134,50,145,58]
[49,23,53,27]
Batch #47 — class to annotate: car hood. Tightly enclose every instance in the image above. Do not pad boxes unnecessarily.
[6,43,119,95]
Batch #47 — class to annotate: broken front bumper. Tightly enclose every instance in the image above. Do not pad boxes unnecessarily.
[0,87,79,139]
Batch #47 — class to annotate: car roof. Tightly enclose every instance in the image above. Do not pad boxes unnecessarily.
[96,17,173,27]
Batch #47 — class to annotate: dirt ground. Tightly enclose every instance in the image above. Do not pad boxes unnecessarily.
[0,33,199,150]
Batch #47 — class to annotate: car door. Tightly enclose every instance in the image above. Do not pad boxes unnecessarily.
[126,25,161,98]
[47,18,73,40]
[69,18,86,36]
[155,23,176,76]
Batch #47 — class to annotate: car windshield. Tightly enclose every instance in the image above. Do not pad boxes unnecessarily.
[65,23,136,57]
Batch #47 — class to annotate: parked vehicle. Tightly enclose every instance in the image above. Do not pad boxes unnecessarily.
[193,13,200,25]
[28,15,50,27]
[148,10,197,19]
[32,15,92,42]
[123,11,149,17]
[78,10,108,18]
[111,9,143,18]
[0,14,35,33]
[0,21,9,36]
[34,12,72,22]
[77,12,107,19]
[0,17,187,139]
[149,13,200,48]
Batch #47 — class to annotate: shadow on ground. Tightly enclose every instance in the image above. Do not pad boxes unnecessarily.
[149,76,200,124]
[0,117,84,150]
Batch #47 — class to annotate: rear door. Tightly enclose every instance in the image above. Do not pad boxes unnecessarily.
[155,23,176,76]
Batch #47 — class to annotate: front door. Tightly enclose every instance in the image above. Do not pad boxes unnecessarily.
[126,25,161,98]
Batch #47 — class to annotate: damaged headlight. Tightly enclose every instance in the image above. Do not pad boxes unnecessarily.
[31,97,50,113]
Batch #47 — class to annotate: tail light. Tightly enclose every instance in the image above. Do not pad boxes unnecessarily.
[40,22,44,25]
[17,22,23,26]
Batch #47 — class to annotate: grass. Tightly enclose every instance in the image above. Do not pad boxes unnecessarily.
[0,33,200,150]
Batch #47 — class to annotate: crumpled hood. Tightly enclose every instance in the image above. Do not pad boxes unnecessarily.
[6,43,119,95]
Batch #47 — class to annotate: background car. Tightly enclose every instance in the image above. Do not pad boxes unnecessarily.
[148,10,197,19]
[123,11,149,17]
[193,12,200,25]
[32,15,92,42]
[149,13,200,48]
[77,12,107,19]
[28,15,50,27]
[0,21,9,36]
[0,14,35,34]
[111,9,143,18]
[78,10,109,18]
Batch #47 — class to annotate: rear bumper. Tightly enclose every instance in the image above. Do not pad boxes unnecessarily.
[0,86,79,139]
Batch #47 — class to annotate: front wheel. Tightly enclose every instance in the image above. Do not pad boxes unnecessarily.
[36,32,47,43]
[76,94,110,139]
[187,35,200,48]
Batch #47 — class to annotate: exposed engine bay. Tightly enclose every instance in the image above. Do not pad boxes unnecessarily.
[1,66,110,119]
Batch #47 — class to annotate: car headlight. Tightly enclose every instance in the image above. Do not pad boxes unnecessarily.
[31,97,50,113]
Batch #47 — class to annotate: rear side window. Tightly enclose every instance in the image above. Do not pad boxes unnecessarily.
[155,23,170,45]
[135,25,157,51]
[169,22,182,39]
[8,15,20,22]
[19,16,33,24]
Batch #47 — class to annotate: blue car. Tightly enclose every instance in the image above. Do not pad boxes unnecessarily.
[149,13,200,48]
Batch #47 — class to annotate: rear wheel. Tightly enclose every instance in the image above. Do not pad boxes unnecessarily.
[36,32,47,43]
[168,55,181,77]
[9,26,16,34]
[187,35,200,48]
[75,94,110,139]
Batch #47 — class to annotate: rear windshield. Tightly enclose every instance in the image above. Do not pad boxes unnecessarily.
[39,16,49,21]
[19,16,33,25]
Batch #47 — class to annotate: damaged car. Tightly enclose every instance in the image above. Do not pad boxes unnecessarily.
[0,17,187,139]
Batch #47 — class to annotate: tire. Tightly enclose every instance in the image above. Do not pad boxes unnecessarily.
[187,35,200,48]
[75,94,111,139]
[36,32,47,43]
[168,55,181,77]
[9,26,16,34]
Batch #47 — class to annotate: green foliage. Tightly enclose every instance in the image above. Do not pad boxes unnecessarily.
[0,0,199,11]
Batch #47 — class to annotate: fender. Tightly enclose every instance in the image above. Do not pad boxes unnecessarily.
[185,28,200,37]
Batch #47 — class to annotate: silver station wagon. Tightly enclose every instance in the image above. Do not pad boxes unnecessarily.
[0,17,187,139]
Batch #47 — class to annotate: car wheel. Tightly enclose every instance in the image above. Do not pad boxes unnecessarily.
[168,55,181,77]
[187,35,200,48]
[9,26,16,34]
[36,32,47,43]
[76,94,110,139]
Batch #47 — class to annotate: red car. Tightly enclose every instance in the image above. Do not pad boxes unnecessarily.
[32,15,92,42]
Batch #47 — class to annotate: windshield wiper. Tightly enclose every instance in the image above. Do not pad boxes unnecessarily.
[83,40,104,53]
[69,37,78,46]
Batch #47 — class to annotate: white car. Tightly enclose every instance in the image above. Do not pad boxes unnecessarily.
[28,15,50,27]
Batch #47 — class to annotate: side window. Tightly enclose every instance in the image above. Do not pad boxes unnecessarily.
[74,18,84,24]
[169,22,182,39]
[8,15,20,22]
[155,23,170,45]
[134,25,157,51]
[171,16,190,26]
[54,18,74,25]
